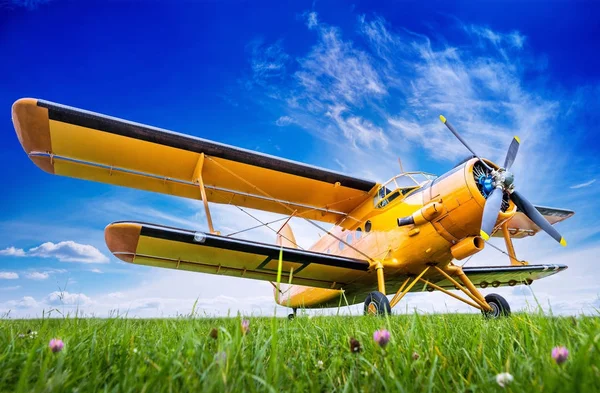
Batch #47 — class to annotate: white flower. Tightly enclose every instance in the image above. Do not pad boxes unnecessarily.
[29,331,38,338]
[496,372,514,388]
[316,360,324,370]
[133,348,138,354]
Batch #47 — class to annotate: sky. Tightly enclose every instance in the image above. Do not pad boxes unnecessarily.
[1,0,599,318]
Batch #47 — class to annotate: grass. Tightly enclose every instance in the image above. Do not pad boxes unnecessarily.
[0,312,599,392]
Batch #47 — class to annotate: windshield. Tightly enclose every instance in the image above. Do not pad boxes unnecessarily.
[374,172,437,208]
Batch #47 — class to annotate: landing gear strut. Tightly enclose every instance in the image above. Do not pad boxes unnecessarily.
[364,291,391,316]
[288,308,297,320]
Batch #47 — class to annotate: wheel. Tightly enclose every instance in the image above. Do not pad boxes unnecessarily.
[363,291,391,316]
[482,293,511,318]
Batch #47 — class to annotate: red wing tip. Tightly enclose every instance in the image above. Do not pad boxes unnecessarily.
[104,222,142,263]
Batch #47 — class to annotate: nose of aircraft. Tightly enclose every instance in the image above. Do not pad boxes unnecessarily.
[439,115,567,247]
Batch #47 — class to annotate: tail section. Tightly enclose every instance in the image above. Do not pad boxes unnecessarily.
[276,222,298,248]
[272,222,344,308]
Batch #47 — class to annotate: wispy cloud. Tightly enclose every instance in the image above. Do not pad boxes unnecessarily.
[0,272,19,280]
[275,115,295,126]
[0,285,21,291]
[247,39,290,88]
[0,241,109,263]
[570,179,596,189]
[0,0,52,10]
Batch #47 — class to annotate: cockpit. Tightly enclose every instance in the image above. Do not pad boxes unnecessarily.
[374,172,438,208]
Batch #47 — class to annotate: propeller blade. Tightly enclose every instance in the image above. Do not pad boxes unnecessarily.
[480,187,504,241]
[503,136,520,170]
[439,115,492,170]
[510,190,567,246]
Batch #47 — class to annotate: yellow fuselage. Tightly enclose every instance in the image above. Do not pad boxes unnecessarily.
[276,158,516,308]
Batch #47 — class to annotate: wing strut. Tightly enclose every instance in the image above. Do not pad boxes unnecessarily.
[192,153,217,234]
[207,156,377,263]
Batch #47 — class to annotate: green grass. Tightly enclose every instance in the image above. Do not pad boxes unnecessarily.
[0,312,599,392]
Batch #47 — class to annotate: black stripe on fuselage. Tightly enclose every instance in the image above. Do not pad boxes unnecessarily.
[38,100,376,192]
[135,222,370,271]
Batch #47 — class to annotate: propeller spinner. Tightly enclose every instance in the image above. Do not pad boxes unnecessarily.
[439,115,567,247]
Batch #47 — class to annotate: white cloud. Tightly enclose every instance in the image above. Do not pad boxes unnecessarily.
[25,272,49,280]
[570,179,596,189]
[0,272,18,279]
[306,11,318,30]
[90,268,103,274]
[0,241,108,263]
[45,291,93,306]
[0,247,25,257]
[18,296,39,308]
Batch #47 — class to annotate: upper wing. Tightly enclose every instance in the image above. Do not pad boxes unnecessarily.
[423,264,567,291]
[105,221,370,289]
[12,98,378,223]
[492,206,574,239]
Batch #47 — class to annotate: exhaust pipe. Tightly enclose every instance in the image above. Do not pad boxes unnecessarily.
[397,202,443,227]
[451,236,485,260]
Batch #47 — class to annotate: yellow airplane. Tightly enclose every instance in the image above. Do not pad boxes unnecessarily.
[11,98,574,318]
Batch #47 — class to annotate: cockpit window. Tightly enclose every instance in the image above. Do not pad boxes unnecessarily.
[374,171,437,208]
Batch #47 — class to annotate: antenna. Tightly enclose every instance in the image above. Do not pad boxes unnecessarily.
[397,157,404,173]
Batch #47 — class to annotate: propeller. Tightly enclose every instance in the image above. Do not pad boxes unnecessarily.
[439,115,567,247]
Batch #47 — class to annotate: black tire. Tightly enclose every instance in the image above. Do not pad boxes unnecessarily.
[483,293,511,318]
[364,291,391,316]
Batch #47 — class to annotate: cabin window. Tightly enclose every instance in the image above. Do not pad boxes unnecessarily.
[356,227,362,240]
[338,240,345,251]
[346,233,353,244]
[365,220,372,232]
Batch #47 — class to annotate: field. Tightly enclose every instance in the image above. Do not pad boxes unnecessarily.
[0,312,599,392]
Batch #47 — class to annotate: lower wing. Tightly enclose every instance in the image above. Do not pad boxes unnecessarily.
[105,221,370,290]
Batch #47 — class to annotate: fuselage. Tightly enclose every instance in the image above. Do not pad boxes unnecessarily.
[276,158,517,308]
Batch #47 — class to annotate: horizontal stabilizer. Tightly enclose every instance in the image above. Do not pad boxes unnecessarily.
[430,264,567,291]
[493,206,574,239]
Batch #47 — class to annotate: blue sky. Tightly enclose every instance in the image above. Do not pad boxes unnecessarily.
[1,0,599,317]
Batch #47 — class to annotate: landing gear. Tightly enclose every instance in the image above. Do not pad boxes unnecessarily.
[364,291,391,316]
[482,293,511,318]
[288,308,297,320]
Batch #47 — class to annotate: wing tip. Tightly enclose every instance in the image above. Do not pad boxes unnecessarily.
[104,222,142,263]
[12,97,55,174]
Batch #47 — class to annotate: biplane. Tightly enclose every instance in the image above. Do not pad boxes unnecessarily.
[11,98,574,318]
